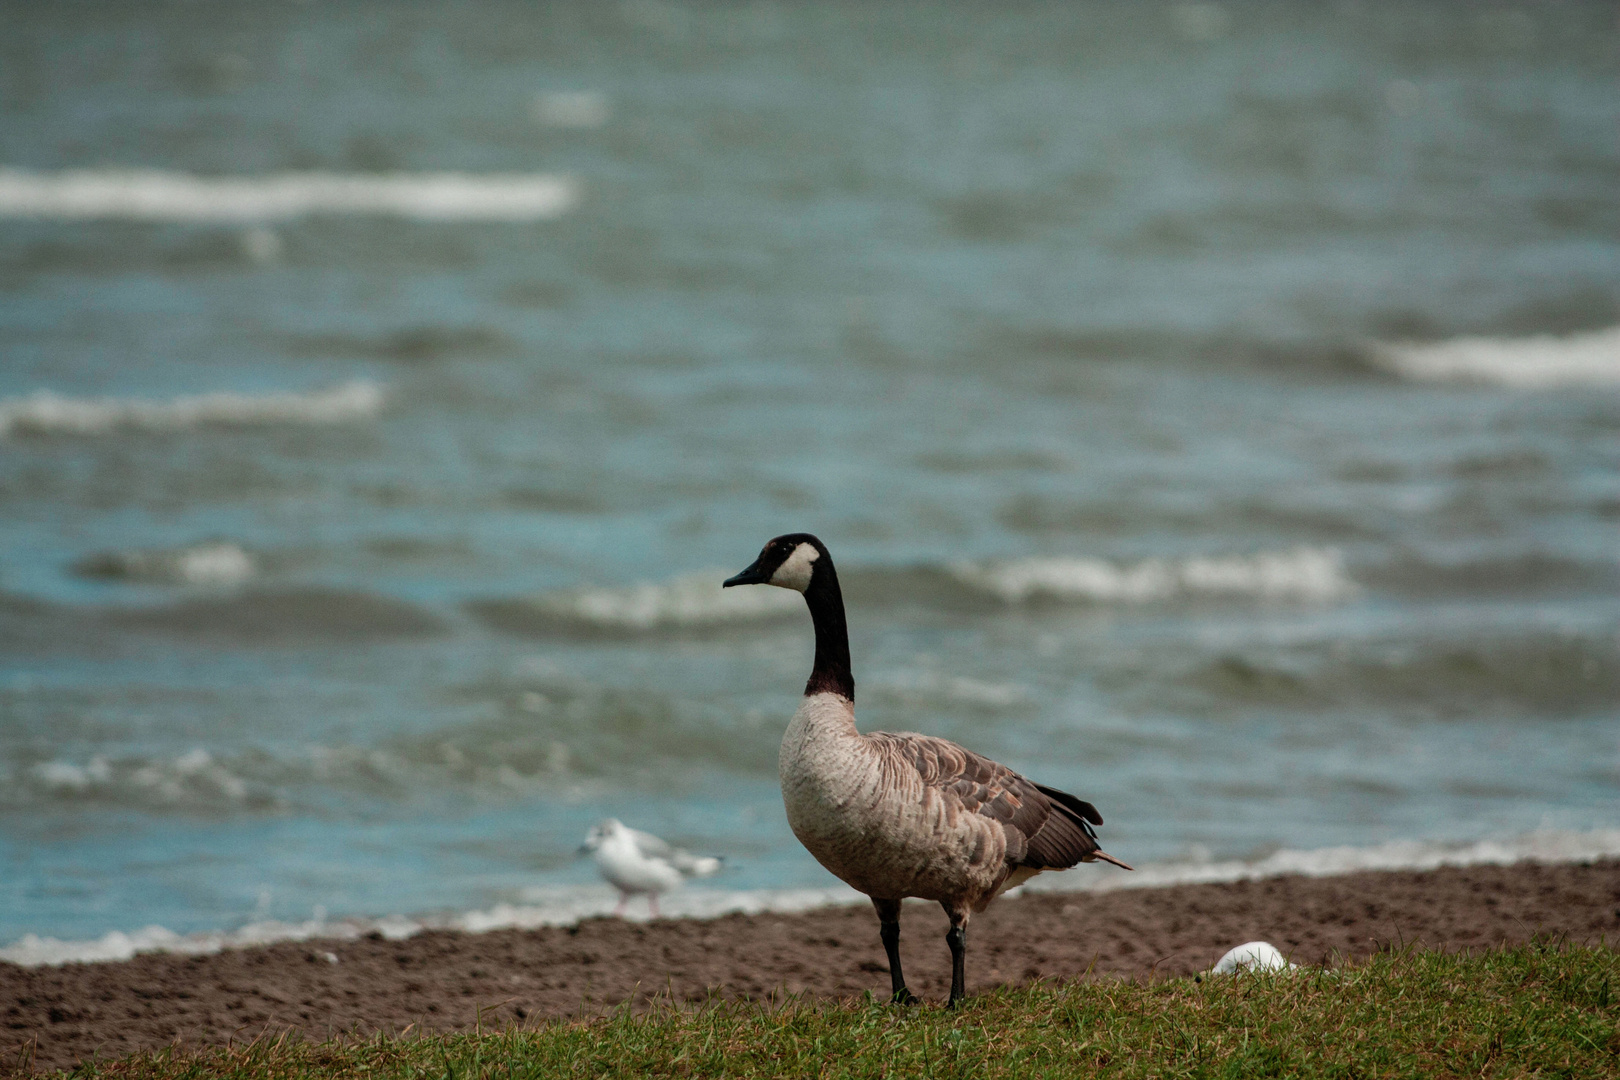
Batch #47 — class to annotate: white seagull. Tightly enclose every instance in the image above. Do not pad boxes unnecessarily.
[579,818,722,918]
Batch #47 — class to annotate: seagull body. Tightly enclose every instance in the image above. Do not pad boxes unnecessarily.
[724,533,1130,1007]
[580,818,721,918]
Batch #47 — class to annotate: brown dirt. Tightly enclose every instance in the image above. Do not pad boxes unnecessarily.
[4,859,1618,1074]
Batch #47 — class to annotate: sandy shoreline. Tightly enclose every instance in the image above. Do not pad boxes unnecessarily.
[4,859,1617,1074]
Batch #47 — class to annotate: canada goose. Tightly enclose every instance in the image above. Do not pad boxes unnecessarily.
[725,533,1130,1007]
[579,818,722,918]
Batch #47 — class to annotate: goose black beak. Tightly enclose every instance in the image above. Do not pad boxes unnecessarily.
[723,561,769,588]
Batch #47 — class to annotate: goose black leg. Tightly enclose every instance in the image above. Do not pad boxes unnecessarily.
[943,904,969,1008]
[872,898,918,1005]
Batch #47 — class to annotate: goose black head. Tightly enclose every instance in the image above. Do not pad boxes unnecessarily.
[723,533,827,594]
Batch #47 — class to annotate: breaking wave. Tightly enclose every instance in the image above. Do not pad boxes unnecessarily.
[1,736,551,815]
[0,885,868,968]
[469,570,801,635]
[951,547,1357,605]
[0,380,384,437]
[0,169,577,223]
[2,675,769,814]
[1372,326,1620,388]
[9,748,274,812]
[470,551,1361,640]
[71,541,256,587]
[7,828,1615,967]
[1022,828,1620,895]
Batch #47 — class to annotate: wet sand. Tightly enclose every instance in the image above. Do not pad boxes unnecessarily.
[5,860,1618,1074]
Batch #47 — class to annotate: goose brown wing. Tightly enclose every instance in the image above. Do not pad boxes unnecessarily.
[870,732,1104,871]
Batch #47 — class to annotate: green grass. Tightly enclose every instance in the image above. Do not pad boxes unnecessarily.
[53,941,1619,1079]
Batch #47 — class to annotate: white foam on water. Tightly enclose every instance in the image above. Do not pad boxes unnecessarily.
[0,379,384,437]
[1373,326,1620,388]
[0,169,578,222]
[76,541,256,586]
[7,828,1615,968]
[456,883,868,933]
[27,757,112,793]
[530,570,802,631]
[952,547,1357,605]
[1019,827,1620,895]
[0,886,868,968]
[12,736,598,812]
[22,748,261,807]
[0,915,376,969]
[167,542,256,586]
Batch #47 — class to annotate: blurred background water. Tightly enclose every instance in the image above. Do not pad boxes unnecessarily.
[1,0,1617,962]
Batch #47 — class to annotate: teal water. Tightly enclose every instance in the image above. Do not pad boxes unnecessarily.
[1,0,1616,958]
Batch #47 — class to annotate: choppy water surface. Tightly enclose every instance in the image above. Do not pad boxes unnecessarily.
[1,1,1617,962]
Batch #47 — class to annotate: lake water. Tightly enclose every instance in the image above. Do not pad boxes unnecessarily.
[1,0,1617,964]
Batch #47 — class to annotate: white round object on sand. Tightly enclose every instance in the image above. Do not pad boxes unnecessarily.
[1211,941,1297,974]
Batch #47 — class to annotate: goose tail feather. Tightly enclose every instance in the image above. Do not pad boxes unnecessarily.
[1087,849,1134,871]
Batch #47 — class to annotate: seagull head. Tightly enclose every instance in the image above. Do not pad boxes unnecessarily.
[578,817,624,855]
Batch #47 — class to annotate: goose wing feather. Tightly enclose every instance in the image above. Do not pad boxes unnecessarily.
[869,732,1104,871]
[1033,783,1103,826]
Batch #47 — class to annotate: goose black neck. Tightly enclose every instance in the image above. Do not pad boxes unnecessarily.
[802,560,854,701]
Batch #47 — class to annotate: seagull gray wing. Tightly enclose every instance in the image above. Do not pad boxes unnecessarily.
[627,827,675,861]
[628,827,720,876]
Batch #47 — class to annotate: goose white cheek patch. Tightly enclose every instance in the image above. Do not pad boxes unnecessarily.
[769,543,819,592]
